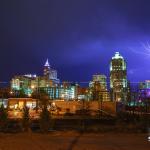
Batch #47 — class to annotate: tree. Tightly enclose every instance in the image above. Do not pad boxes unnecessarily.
[0,104,8,128]
[22,106,30,131]
[32,89,50,111]
[78,99,91,116]
[77,99,91,131]
[19,89,26,98]
[33,89,51,132]
[40,105,51,133]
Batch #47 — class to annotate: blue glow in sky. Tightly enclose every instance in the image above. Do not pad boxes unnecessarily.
[1,0,150,83]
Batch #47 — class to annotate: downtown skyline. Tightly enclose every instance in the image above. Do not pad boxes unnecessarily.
[1,1,150,149]
[1,0,150,83]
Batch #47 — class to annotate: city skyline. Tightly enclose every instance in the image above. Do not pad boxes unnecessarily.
[0,52,148,85]
[1,0,150,83]
[0,2,150,148]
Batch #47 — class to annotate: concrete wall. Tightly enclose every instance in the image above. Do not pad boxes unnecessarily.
[53,100,116,115]
[7,98,117,115]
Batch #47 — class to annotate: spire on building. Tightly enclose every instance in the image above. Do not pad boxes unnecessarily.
[112,52,123,59]
[44,59,50,67]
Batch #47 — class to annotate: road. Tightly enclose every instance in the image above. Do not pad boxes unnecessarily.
[0,132,149,150]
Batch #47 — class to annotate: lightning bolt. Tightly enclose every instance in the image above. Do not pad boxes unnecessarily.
[129,41,150,57]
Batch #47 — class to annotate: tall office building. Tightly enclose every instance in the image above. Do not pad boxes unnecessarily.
[44,59,50,77]
[110,52,128,102]
[43,59,60,85]
[90,74,107,90]
[89,74,110,101]
[11,59,60,97]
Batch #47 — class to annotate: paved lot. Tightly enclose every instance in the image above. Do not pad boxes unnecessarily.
[0,132,150,150]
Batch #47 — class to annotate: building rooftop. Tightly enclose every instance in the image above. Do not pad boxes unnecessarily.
[112,52,124,60]
[44,59,50,67]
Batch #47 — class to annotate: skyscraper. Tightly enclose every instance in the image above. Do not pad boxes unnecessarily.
[11,59,60,97]
[89,74,110,101]
[44,59,50,78]
[90,74,107,90]
[110,52,128,102]
[43,59,60,85]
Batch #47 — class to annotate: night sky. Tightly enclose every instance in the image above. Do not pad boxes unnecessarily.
[1,0,150,85]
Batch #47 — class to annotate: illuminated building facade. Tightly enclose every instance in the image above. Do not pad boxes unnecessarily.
[110,52,128,102]
[11,77,77,100]
[139,80,150,89]
[43,59,60,85]
[0,87,10,108]
[39,83,78,100]
[10,60,78,100]
[89,74,107,90]
[77,87,89,100]
[11,74,37,96]
[11,59,60,96]
[139,80,150,104]
[89,74,110,101]
[44,59,50,77]
[0,99,8,108]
